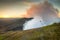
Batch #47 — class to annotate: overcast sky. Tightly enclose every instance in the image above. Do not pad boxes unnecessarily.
[0,0,60,18]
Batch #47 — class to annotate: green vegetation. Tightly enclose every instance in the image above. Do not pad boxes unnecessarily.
[0,23,60,40]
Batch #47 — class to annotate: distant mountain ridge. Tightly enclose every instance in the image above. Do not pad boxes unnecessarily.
[0,18,32,33]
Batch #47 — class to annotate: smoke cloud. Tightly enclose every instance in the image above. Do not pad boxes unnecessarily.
[23,1,60,30]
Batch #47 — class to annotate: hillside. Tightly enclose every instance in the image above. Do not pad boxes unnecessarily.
[0,18,32,33]
[0,23,60,40]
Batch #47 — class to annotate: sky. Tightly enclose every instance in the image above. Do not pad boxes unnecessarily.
[0,0,60,18]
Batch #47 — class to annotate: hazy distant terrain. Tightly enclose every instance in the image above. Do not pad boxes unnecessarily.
[0,23,60,40]
[0,18,32,33]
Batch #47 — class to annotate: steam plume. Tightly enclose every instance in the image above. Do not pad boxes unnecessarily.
[23,1,60,30]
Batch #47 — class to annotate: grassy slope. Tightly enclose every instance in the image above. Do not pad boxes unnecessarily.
[0,23,60,40]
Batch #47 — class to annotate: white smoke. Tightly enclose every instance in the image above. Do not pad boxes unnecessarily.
[23,1,60,30]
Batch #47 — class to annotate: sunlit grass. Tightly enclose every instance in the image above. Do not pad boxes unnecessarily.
[0,23,60,40]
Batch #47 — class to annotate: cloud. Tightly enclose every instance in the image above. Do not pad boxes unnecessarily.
[23,1,60,30]
[0,0,60,8]
[0,0,60,4]
[24,0,42,2]
[0,0,42,2]
[0,0,24,2]
[49,0,60,7]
